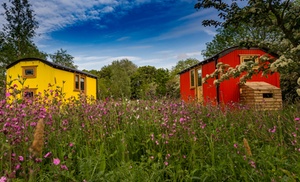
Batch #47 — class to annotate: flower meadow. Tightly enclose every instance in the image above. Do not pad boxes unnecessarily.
[0,87,300,181]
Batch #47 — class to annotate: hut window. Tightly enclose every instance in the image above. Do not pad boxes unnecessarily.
[239,54,259,68]
[263,93,273,98]
[197,69,202,86]
[75,75,79,89]
[190,69,195,88]
[22,66,37,78]
[80,77,85,91]
[74,74,86,93]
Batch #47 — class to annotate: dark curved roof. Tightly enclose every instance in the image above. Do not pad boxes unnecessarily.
[6,57,97,79]
[178,46,277,74]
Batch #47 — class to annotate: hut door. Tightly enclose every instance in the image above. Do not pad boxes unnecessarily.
[196,67,203,103]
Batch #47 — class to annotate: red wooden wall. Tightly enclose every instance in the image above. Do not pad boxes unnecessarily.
[202,61,217,104]
[179,71,195,101]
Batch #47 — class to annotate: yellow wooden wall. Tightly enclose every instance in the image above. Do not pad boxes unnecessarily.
[6,59,97,100]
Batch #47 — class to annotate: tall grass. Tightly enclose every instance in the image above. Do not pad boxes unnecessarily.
[0,86,299,181]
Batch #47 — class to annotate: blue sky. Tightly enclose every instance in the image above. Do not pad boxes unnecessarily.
[0,0,218,71]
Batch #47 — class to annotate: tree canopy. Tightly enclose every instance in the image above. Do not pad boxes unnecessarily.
[49,48,78,69]
[195,0,300,99]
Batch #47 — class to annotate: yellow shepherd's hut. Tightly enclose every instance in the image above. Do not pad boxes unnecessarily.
[6,58,97,100]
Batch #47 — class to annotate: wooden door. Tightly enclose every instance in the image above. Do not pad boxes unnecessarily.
[196,67,203,103]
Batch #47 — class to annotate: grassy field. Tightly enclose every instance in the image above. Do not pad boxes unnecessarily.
[0,90,299,181]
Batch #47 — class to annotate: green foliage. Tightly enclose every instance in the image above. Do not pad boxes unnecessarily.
[0,0,46,92]
[195,0,300,100]
[49,48,78,69]
[1,84,300,181]
[202,24,281,58]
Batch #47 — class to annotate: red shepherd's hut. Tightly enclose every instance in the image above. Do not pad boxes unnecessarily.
[178,46,282,109]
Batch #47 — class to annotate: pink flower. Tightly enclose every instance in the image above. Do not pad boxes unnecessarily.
[0,176,7,182]
[69,143,74,147]
[15,164,21,170]
[44,152,52,158]
[53,158,60,165]
[295,118,300,121]
[18,156,24,162]
[5,92,10,97]
[268,126,276,133]
[164,161,168,166]
[60,165,68,170]
[233,143,238,148]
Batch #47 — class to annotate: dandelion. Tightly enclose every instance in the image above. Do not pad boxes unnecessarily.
[29,119,45,157]
[243,138,252,156]
[53,158,60,165]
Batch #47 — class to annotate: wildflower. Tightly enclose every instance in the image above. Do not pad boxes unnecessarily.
[164,161,168,166]
[5,92,10,97]
[268,126,276,133]
[60,165,68,170]
[233,143,238,148]
[295,118,300,121]
[53,158,60,165]
[243,138,252,156]
[183,155,186,159]
[29,119,45,157]
[44,152,52,158]
[249,160,256,168]
[35,158,42,163]
[18,156,24,162]
[150,156,154,160]
[69,143,74,147]
[15,164,21,170]
[0,176,7,182]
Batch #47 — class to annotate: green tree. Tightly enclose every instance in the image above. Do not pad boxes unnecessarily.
[130,66,157,99]
[170,58,199,77]
[195,0,300,100]
[168,58,199,99]
[1,0,44,59]
[0,0,46,98]
[155,68,170,97]
[99,59,137,99]
[202,24,281,58]
[49,48,78,69]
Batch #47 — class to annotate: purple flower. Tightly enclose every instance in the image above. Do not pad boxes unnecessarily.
[69,143,74,147]
[53,158,60,165]
[5,92,10,97]
[60,165,68,170]
[15,164,21,170]
[295,118,300,121]
[18,156,24,162]
[44,152,52,158]
[268,126,276,133]
[0,176,7,182]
